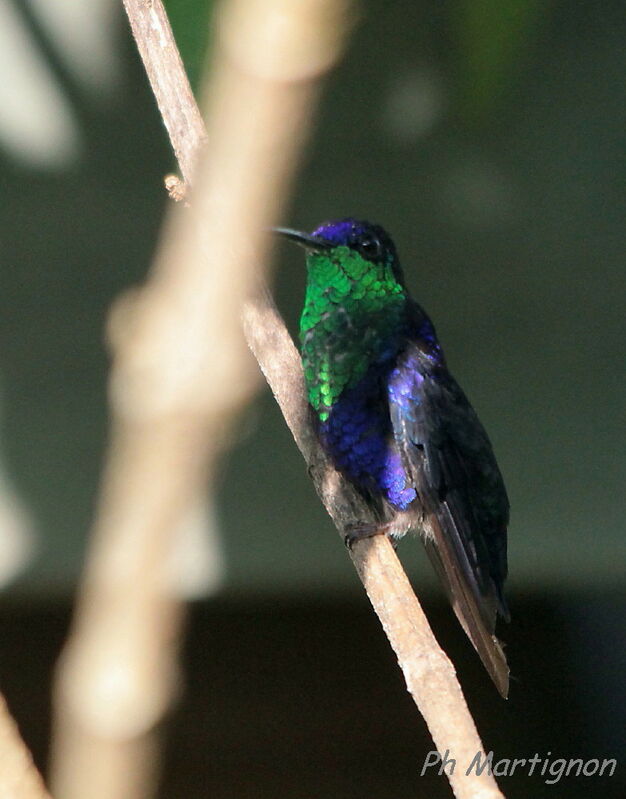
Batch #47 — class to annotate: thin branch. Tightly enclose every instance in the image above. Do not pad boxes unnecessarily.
[50,2,352,799]
[121,0,206,184]
[0,695,52,799]
[69,1,506,798]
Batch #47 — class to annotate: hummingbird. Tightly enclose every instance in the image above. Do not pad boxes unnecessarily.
[275,218,510,696]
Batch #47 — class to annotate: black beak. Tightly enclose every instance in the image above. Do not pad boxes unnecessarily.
[272,227,333,252]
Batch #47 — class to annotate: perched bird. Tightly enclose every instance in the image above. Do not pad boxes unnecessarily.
[275,218,510,696]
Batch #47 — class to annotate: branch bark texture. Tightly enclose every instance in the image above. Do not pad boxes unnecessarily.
[122,0,206,183]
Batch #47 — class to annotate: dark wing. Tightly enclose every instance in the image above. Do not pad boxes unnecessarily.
[388,339,510,696]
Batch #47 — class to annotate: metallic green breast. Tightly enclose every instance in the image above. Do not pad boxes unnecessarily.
[299,248,406,421]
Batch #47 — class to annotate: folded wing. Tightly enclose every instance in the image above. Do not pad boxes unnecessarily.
[388,340,510,696]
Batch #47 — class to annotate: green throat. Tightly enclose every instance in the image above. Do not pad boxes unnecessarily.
[299,245,407,421]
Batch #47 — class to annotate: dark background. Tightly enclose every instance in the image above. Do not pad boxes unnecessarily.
[0,1,623,796]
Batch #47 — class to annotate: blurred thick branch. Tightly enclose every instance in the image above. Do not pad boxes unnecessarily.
[50,2,352,799]
[0,695,51,799]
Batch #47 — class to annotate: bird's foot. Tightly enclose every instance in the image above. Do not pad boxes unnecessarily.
[343,521,392,550]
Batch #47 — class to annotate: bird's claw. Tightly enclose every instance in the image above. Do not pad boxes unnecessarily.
[343,522,389,550]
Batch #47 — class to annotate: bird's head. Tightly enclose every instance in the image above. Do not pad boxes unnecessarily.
[273,217,406,292]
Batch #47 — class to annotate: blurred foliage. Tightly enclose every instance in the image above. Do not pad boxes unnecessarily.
[164,0,551,119]
[164,0,214,89]
[453,0,549,118]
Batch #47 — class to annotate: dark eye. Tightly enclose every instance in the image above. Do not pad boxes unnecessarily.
[357,236,382,260]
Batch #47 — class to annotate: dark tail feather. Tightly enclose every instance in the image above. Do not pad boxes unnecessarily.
[421,510,510,698]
